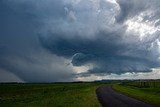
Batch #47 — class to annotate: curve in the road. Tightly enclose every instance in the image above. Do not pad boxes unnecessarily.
[96,85,152,107]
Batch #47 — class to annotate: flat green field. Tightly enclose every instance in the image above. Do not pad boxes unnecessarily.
[0,83,103,107]
[113,82,160,107]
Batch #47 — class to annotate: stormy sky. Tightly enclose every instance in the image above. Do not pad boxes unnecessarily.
[1,0,160,82]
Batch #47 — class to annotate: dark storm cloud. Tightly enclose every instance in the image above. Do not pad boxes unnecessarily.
[39,0,160,75]
[1,0,160,82]
[116,0,146,23]
[0,0,75,82]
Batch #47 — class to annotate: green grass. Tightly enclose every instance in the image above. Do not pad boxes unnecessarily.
[113,83,160,107]
[0,83,103,107]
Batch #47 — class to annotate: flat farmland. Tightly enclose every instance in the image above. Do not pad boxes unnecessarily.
[0,83,103,107]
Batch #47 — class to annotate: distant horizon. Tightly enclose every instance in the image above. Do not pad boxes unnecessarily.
[0,78,160,84]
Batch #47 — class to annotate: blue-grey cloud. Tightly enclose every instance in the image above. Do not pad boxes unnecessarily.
[1,0,160,82]
[39,0,160,74]
[0,0,75,82]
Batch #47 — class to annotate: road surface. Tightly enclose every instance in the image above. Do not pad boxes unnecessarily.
[96,85,152,107]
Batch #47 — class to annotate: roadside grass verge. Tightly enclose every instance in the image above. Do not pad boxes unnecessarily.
[113,83,160,107]
[0,83,104,107]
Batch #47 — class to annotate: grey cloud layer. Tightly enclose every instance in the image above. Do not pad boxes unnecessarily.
[39,0,160,74]
[0,0,74,82]
[0,0,160,82]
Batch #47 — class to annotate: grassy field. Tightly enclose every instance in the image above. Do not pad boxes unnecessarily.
[113,81,160,107]
[0,82,104,107]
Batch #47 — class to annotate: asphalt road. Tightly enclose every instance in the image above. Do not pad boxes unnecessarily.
[96,85,152,107]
